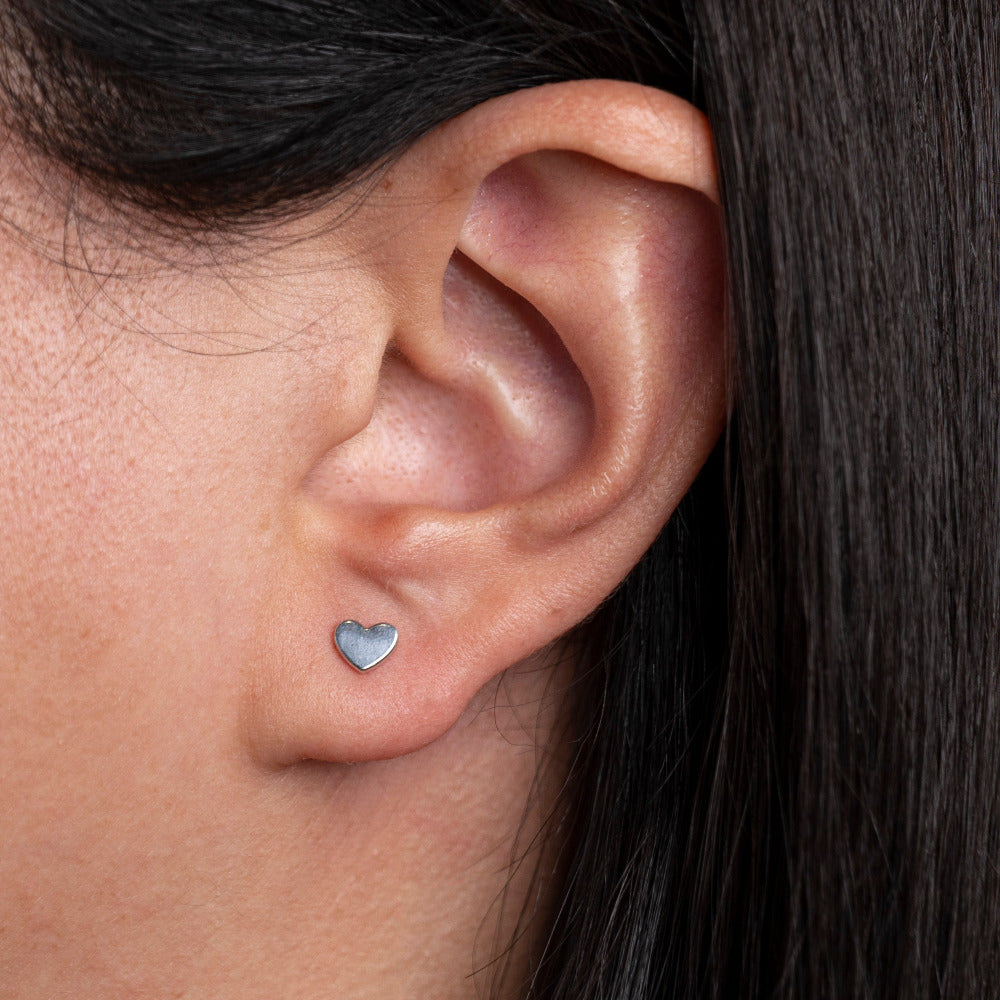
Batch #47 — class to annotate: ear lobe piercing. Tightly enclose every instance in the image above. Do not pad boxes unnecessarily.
[335,620,398,672]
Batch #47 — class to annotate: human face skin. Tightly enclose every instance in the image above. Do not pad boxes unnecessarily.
[0,139,571,998]
[0,74,726,997]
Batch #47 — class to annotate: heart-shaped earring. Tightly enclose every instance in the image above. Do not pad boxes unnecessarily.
[334,620,398,672]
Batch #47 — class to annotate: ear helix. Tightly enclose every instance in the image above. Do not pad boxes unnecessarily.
[334,620,399,672]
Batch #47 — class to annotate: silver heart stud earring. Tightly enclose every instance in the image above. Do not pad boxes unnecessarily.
[334,620,398,672]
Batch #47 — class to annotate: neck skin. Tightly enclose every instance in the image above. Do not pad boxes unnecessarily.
[243,653,574,1000]
[3,650,573,1000]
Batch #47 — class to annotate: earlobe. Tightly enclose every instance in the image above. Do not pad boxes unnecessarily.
[249,81,726,767]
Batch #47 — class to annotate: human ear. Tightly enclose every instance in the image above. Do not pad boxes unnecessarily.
[250,80,725,765]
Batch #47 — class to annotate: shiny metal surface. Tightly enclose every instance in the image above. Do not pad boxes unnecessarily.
[334,620,399,672]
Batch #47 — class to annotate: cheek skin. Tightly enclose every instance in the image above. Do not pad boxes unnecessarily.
[0,245,274,984]
[0,226,329,983]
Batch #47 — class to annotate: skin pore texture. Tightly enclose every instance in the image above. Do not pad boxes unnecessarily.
[0,82,725,998]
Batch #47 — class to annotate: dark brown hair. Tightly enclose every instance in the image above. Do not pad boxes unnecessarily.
[3,2,997,996]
